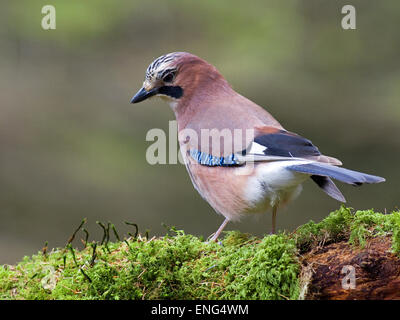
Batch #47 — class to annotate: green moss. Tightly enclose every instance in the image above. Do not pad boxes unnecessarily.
[294,206,353,252]
[0,231,299,300]
[1,207,399,300]
[294,206,400,252]
[219,232,299,300]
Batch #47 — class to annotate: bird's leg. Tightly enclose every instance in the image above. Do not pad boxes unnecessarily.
[271,206,278,234]
[208,218,229,242]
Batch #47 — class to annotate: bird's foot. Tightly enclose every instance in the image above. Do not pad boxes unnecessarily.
[206,234,223,246]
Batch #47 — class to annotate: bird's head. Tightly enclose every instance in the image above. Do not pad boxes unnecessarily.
[130,52,227,109]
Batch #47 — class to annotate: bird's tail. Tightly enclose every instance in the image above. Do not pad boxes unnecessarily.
[287,162,385,202]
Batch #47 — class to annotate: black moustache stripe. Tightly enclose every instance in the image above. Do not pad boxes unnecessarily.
[158,86,183,99]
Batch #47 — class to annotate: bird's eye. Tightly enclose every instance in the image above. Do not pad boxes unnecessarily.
[162,72,175,83]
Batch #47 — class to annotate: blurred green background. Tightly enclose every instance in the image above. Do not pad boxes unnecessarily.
[1,0,399,264]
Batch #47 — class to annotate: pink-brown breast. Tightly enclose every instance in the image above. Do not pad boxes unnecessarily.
[180,143,309,221]
[180,144,268,221]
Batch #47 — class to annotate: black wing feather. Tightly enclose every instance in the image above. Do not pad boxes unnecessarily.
[252,130,321,158]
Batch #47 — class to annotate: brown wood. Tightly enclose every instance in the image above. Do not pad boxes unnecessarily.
[301,236,400,300]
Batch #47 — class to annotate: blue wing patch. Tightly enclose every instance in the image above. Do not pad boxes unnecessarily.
[189,149,241,167]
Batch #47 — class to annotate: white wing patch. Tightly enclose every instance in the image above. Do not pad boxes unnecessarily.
[235,142,309,163]
[247,142,267,155]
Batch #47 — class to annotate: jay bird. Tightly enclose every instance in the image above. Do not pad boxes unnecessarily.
[130,52,385,241]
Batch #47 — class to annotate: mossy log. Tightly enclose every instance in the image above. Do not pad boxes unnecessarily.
[1,207,399,300]
[303,236,400,299]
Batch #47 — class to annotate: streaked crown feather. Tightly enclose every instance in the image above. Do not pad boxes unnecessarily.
[145,52,187,81]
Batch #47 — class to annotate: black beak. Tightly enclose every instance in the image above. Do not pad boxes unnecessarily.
[130,87,158,104]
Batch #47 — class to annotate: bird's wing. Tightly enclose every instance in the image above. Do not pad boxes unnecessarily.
[187,126,342,167]
[236,126,342,166]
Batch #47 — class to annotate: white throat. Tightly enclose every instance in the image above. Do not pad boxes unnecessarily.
[158,95,179,111]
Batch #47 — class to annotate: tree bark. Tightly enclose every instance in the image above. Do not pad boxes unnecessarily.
[302,236,400,300]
